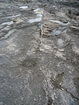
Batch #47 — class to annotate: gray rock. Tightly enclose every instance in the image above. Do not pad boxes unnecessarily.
[57,39,64,47]
[1,21,13,26]
[0,102,3,105]
[0,1,79,105]
[1,29,16,40]
[72,44,79,55]
[51,30,61,35]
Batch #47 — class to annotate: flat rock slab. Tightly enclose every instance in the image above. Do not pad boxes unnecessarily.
[0,1,79,105]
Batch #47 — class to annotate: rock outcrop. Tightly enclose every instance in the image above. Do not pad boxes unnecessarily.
[0,0,79,105]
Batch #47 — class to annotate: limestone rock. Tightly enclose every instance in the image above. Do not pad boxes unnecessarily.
[41,21,60,37]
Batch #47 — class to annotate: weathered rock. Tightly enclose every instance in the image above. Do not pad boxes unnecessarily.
[1,21,14,26]
[0,29,16,40]
[57,39,64,47]
[55,50,66,60]
[41,21,60,37]
[12,17,23,24]
[70,26,79,31]
[72,44,79,55]
[55,11,66,17]
[0,1,79,105]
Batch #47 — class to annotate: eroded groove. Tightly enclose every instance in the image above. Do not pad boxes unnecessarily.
[61,86,79,100]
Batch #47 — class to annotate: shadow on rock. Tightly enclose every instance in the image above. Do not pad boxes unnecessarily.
[20,58,38,67]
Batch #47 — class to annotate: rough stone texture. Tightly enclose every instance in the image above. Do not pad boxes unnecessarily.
[0,1,79,105]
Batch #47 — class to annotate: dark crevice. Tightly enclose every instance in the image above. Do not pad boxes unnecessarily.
[48,97,53,105]
[61,86,79,100]
[51,73,79,100]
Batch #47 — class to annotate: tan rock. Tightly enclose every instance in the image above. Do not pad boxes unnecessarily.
[41,21,59,37]
[12,17,23,24]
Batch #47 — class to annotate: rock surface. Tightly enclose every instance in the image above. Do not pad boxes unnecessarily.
[0,1,79,105]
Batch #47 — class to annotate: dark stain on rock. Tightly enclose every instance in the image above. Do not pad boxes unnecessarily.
[48,97,53,105]
[58,2,79,8]
[20,58,38,67]
[51,72,64,89]
[73,77,79,96]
